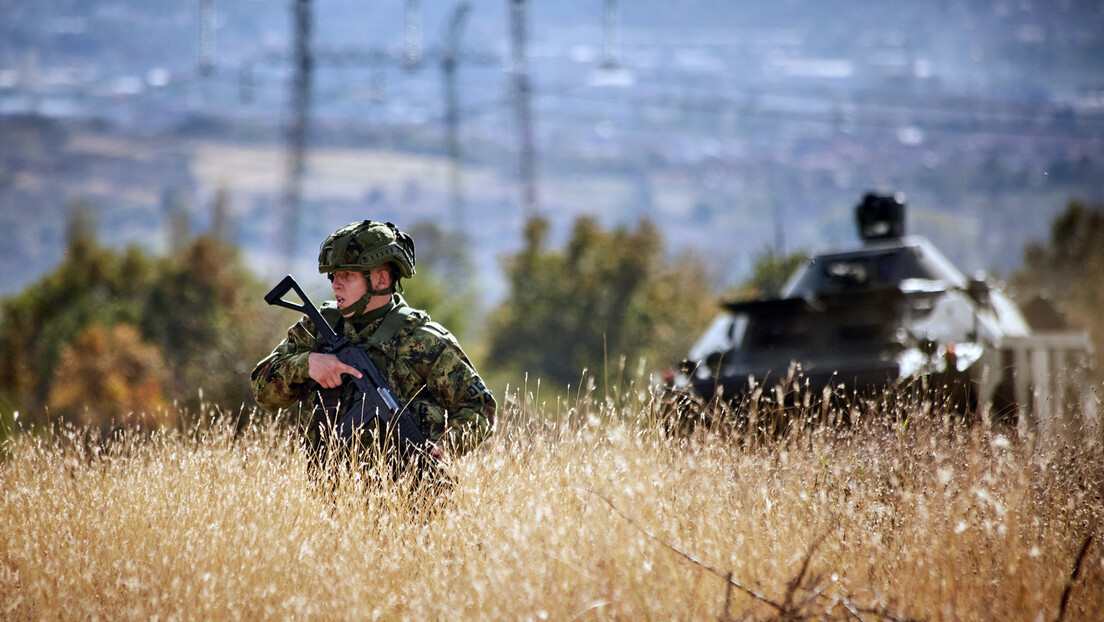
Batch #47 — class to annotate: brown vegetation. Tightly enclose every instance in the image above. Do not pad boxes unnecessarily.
[47,323,170,428]
[2,385,1101,620]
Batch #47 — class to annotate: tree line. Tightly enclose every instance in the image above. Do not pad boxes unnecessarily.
[2,198,1100,436]
[0,203,281,430]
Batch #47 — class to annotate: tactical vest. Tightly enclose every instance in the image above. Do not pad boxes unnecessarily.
[312,301,424,429]
[320,301,419,362]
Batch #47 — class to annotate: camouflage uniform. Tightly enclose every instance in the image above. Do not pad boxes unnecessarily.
[250,219,494,457]
[251,295,495,456]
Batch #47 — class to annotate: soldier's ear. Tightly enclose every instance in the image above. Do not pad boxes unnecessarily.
[373,266,393,291]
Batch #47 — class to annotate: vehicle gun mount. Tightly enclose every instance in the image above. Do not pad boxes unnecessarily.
[856,191,906,242]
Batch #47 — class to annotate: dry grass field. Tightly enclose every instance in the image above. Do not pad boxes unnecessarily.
[2,384,1102,621]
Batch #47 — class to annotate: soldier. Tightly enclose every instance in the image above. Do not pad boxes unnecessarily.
[251,220,495,463]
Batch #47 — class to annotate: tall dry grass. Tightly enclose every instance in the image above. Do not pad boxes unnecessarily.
[1,384,1102,620]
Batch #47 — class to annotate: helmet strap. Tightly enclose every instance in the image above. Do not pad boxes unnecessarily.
[339,292,373,317]
[338,271,395,317]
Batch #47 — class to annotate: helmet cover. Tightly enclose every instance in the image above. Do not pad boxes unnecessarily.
[317,220,416,279]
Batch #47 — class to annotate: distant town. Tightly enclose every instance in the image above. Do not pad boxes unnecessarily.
[2,0,1103,298]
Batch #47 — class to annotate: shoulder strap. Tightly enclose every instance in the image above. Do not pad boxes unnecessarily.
[319,302,344,329]
[366,302,419,351]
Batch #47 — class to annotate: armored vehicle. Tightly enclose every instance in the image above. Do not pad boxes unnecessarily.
[679,193,1094,429]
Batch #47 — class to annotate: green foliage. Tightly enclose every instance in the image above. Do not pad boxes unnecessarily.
[1011,199,1104,370]
[400,270,475,345]
[141,235,281,411]
[725,248,808,302]
[395,221,479,344]
[0,213,280,428]
[0,214,150,417]
[486,216,716,389]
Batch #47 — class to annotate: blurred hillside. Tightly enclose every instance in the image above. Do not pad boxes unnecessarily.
[1,0,1103,298]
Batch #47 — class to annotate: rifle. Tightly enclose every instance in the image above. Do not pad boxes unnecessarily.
[264,275,432,457]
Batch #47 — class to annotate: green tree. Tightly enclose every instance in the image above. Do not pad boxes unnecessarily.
[141,235,281,412]
[400,269,476,346]
[399,221,478,342]
[632,249,718,372]
[1011,199,1104,368]
[0,207,280,428]
[0,203,153,417]
[487,216,715,388]
[724,248,808,302]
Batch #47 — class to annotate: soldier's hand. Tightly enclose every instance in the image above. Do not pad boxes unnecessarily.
[307,352,363,389]
[429,442,447,462]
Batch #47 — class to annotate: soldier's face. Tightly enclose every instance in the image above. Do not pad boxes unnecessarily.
[330,270,368,310]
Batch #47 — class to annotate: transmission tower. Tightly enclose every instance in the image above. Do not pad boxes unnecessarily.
[233,0,494,268]
[508,0,538,217]
[404,0,423,70]
[601,0,620,70]
[441,2,472,236]
[198,0,216,75]
[281,0,312,270]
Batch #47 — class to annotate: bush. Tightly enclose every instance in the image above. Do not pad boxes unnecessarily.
[487,216,716,389]
[47,323,173,428]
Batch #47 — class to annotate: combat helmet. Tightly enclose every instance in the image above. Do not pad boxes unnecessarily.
[318,220,416,278]
[318,221,416,314]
